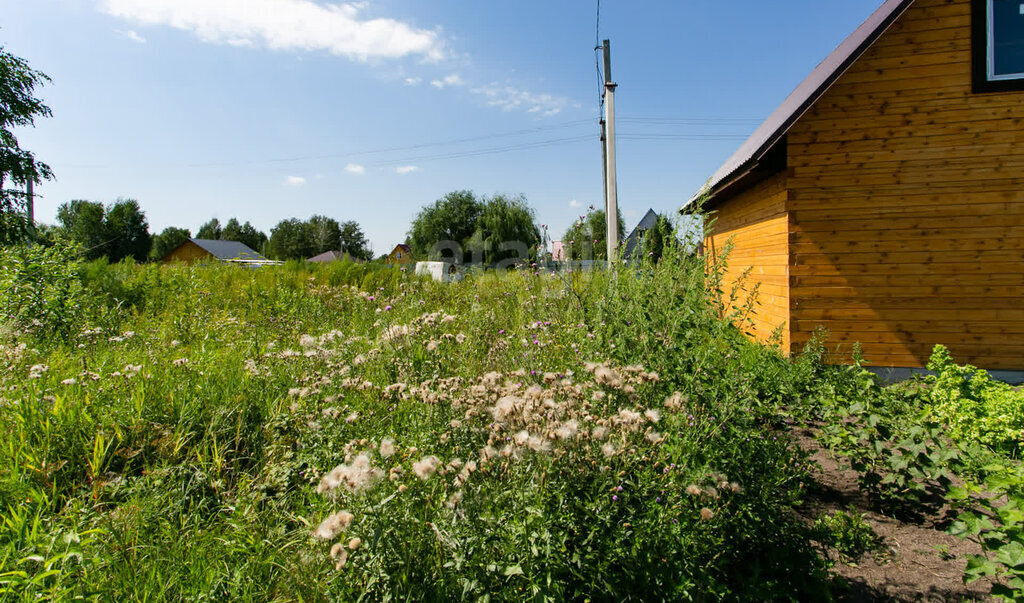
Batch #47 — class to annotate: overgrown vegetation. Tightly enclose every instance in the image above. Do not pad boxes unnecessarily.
[1,234,1022,599]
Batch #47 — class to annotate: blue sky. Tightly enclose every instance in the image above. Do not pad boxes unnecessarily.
[4,0,883,254]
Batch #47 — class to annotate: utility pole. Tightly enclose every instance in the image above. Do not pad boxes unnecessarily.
[602,39,619,265]
[25,158,34,228]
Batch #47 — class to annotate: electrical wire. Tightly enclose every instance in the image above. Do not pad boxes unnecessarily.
[367,135,595,166]
[182,119,596,168]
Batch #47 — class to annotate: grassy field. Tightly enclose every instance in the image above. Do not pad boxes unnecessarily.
[1,242,1022,600]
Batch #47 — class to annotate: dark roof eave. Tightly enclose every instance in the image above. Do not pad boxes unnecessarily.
[680,0,915,214]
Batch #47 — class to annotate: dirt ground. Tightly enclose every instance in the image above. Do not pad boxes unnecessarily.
[794,427,995,601]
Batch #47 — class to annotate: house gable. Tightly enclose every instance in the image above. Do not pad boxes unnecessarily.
[695,0,1024,372]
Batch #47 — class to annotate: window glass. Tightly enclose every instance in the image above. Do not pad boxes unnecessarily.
[989,0,1024,80]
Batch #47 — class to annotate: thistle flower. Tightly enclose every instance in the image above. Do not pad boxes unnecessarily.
[299,334,317,349]
[686,484,702,497]
[645,430,663,444]
[491,396,522,422]
[347,537,362,550]
[644,409,661,423]
[330,542,345,559]
[413,455,440,480]
[592,426,609,440]
[554,420,579,440]
[61,378,77,385]
[379,439,395,457]
[446,490,463,508]
[334,550,348,570]
[601,442,617,457]
[313,511,354,539]
[700,508,715,520]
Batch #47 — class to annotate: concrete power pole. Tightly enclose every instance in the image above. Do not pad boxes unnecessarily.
[602,39,619,265]
[26,158,34,228]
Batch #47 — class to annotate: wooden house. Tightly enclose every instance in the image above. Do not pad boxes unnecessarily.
[385,244,413,265]
[684,0,1024,375]
[161,238,272,265]
[307,250,364,264]
[621,209,661,261]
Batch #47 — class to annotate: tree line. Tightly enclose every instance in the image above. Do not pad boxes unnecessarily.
[1,44,671,268]
[45,200,375,262]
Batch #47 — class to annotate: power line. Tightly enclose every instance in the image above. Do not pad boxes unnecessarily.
[367,135,595,166]
[182,119,596,168]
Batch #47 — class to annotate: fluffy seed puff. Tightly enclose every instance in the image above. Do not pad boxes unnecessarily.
[413,455,440,480]
[330,543,349,570]
[318,455,383,494]
[313,510,354,540]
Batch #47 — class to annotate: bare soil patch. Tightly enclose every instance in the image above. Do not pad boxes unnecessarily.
[794,427,993,601]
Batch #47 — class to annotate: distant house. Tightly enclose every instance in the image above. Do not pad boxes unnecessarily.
[683,0,1024,376]
[161,238,275,265]
[308,250,364,264]
[551,241,566,262]
[620,209,660,261]
[385,244,413,265]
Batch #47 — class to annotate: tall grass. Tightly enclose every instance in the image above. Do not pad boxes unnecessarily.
[0,242,841,599]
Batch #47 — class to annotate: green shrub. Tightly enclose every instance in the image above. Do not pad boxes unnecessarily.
[0,242,84,339]
[927,345,1024,454]
[949,463,1024,601]
[813,507,881,561]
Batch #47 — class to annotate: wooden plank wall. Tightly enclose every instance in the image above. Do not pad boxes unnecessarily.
[786,0,1024,369]
[163,241,214,263]
[706,172,791,353]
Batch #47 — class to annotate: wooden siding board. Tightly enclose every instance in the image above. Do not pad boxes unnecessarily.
[706,172,790,352]
[784,0,1024,370]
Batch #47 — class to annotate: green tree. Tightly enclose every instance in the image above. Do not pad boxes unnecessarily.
[339,220,371,260]
[268,218,313,260]
[407,190,483,261]
[196,218,222,240]
[640,214,674,263]
[104,198,151,262]
[1,46,54,244]
[472,194,539,266]
[307,215,341,256]
[150,226,191,260]
[562,207,625,261]
[56,198,152,262]
[221,218,267,253]
[56,200,107,260]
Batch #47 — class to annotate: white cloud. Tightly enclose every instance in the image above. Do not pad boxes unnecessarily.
[404,77,422,86]
[472,82,579,117]
[116,29,147,43]
[285,175,306,186]
[344,163,366,174]
[430,73,464,88]
[101,0,445,61]
[569,199,582,208]
[394,165,419,174]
